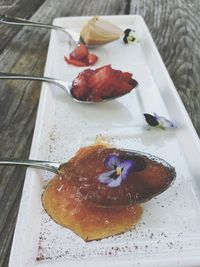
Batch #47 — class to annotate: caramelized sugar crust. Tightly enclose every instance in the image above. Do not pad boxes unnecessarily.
[42,144,175,241]
[61,145,175,207]
[42,176,142,241]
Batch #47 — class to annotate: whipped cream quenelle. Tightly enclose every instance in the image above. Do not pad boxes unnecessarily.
[80,16,124,45]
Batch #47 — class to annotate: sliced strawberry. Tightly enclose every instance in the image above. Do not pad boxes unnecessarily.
[112,69,122,78]
[64,56,87,67]
[71,73,88,99]
[70,65,136,101]
[82,69,95,78]
[70,44,89,60]
[93,64,111,73]
[88,65,112,89]
[110,79,133,95]
[88,66,117,99]
[122,71,133,81]
[71,69,94,100]
[87,53,98,65]
[65,45,98,67]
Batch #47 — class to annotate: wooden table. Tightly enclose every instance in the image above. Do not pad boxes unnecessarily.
[0,0,199,266]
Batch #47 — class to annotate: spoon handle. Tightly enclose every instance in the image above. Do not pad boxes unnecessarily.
[0,72,69,91]
[0,14,78,47]
[0,14,65,32]
[0,158,60,174]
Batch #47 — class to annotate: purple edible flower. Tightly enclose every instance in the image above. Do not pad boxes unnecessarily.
[98,154,135,188]
[123,29,138,44]
[144,113,176,129]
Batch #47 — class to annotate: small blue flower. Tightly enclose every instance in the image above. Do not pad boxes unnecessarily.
[144,113,176,130]
[97,154,135,188]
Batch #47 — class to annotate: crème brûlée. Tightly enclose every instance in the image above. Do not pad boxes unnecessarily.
[42,144,175,241]
[42,176,143,241]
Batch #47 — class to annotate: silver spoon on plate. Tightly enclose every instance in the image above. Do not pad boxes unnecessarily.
[0,14,119,48]
[0,72,138,104]
[0,148,176,206]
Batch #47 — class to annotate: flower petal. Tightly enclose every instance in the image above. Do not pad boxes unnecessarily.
[131,156,146,171]
[99,154,144,187]
[119,160,134,180]
[123,29,138,44]
[97,170,115,184]
[104,154,120,169]
[144,113,159,126]
[107,175,122,188]
[144,113,176,129]
[154,113,176,128]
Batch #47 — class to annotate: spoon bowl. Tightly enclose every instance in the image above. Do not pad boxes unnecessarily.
[0,72,138,104]
[0,146,176,206]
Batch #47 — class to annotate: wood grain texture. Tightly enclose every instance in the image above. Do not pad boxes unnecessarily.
[129,0,200,134]
[0,0,46,53]
[0,1,127,266]
[0,0,199,266]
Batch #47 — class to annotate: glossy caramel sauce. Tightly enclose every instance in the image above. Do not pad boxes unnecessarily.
[42,144,175,241]
[42,176,142,241]
[61,145,175,207]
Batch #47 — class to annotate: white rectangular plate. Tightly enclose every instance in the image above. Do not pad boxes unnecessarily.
[9,15,200,267]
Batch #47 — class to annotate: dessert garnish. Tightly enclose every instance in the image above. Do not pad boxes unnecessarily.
[71,65,138,102]
[60,144,176,207]
[42,144,176,241]
[123,29,138,44]
[80,16,123,46]
[144,113,176,129]
[64,44,98,67]
[98,154,144,187]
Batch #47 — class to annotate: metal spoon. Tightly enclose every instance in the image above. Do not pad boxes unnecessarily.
[0,14,114,48]
[0,158,60,174]
[0,148,176,205]
[0,72,138,104]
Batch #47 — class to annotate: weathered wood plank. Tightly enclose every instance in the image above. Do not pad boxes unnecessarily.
[0,0,200,266]
[0,1,127,266]
[130,0,200,135]
[0,0,46,53]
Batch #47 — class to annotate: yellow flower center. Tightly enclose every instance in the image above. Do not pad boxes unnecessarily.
[116,167,122,176]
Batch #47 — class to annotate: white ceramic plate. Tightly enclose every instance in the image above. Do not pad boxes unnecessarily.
[9,15,200,267]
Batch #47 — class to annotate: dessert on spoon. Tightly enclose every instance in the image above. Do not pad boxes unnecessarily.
[0,15,123,47]
[0,66,138,103]
[0,143,176,241]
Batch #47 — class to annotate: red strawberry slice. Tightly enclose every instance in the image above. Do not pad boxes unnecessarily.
[88,65,119,98]
[88,65,132,99]
[71,73,87,99]
[70,44,89,60]
[88,65,112,89]
[122,72,133,81]
[64,56,87,67]
[65,44,98,67]
[110,78,133,96]
[71,69,94,99]
[88,66,114,98]
[71,65,137,101]
[87,53,98,65]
